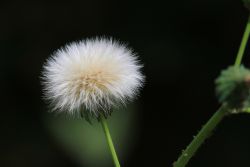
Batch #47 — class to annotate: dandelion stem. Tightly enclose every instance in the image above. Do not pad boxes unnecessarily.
[173,15,250,167]
[100,116,121,167]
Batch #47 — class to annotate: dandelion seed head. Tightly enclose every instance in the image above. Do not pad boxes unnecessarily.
[42,38,144,118]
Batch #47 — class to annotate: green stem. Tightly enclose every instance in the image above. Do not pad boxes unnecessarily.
[100,116,121,167]
[235,16,250,67]
[173,15,250,167]
[173,105,229,167]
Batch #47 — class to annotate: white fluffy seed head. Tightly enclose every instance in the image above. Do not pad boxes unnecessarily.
[42,38,144,119]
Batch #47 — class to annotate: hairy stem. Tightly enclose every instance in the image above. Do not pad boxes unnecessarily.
[173,105,229,167]
[173,15,250,167]
[100,116,121,167]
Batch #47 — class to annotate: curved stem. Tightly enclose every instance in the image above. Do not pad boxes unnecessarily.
[173,15,250,167]
[100,116,121,167]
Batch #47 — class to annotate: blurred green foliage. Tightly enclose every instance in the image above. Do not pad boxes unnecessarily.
[43,105,138,167]
[243,0,250,10]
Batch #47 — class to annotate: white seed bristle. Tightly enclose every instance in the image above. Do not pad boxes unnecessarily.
[42,38,144,118]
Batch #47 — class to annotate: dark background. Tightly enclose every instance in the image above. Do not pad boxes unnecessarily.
[1,0,250,167]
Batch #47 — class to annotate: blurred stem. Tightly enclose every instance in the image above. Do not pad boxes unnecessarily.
[173,15,250,167]
[100,116,121,167]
